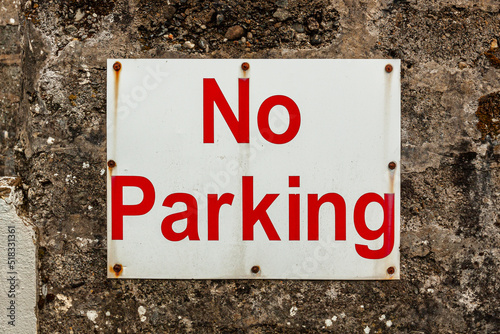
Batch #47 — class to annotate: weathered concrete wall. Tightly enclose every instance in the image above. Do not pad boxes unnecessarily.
[1,0,499,332]
[0,0,21,176]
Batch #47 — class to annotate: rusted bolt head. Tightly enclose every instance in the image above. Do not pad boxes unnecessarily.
[113,62,121,71]
[241,62,250,71]
[113,264,122,274]
[107,160,116,168]
[385,64,393,73]
[387,266,395,275]
[251,265,260,274]
[388,161,397,170]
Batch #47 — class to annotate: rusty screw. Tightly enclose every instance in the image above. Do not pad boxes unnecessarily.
[107,160,116,168]
[241,62,250,71]
[387,266,395,275]
[251,265,260,274]
[388,161,396,170]
[113,62,121,71]
[113,264,122,274]
[385,64,393,73]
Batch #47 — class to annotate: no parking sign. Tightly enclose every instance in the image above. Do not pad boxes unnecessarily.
[107,59,400,279]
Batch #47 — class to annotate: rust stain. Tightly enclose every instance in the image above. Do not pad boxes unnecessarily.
[386,266,396,279]
[108,62,122,281]
[241,62,249,78]
[383,62,395,194]
[112,61,121,164]
[108,160,116,177]
[114,61,121,116]
[251,265,260,274]
[110,264,123,278]
[388,161,396,194]
[389,170,395,194]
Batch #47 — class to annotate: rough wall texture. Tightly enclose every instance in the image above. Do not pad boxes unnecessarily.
[0,0,21,176]
[1,0,499,333]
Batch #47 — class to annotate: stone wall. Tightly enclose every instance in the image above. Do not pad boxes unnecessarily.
[0,0,21,176]
[1,0,499,332]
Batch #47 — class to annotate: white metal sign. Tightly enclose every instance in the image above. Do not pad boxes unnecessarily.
[107,59,400,280]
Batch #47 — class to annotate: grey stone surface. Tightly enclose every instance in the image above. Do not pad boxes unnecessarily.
[0,0,499,332]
